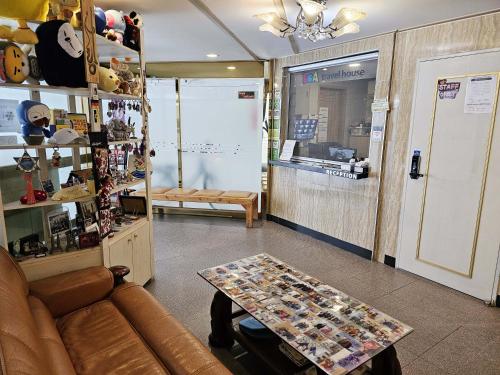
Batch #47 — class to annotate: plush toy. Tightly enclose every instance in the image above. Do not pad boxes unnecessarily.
[35,20,86,88]
[0,42,29,83]
[0,0,49,44]
[95,7,106,34]
[16,100,51,144]
[105,10,126,44]
[98,66,120,92]
[123,11,143,51]
[49,0,80,26]
[110,58,134,95]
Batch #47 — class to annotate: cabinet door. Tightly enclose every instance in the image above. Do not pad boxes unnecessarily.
[132,222,151,286]
[109,235,134,282]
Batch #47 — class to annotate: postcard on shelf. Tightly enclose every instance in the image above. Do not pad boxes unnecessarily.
[68,113,89,136]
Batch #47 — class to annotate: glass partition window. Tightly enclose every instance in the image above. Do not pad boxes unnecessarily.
[287,55,378,162]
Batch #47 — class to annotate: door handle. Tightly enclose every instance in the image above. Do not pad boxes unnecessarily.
[409,150,424,180]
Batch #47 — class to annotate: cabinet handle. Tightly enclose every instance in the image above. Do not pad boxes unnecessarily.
[128,238,132,243]
[134,234,138,238]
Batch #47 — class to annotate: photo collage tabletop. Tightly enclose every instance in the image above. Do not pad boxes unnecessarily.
[198,253,413,375]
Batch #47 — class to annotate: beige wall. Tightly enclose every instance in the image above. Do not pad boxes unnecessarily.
[270,11,500,270]
[270,33,395,252]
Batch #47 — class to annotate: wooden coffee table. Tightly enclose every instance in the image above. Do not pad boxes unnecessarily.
[198,253,413,375]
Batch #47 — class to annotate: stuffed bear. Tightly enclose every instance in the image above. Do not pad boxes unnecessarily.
[0,0,50,44]
[35,20,86,88]
[16,100,51,143]
[0,42,30,83]
[98,66,120,92]
[105,10,126,44]
[95,7,106,34]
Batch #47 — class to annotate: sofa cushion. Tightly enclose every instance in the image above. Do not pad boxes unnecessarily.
[29,296,76,375]
[57,300,169,375]
[111,283,232,375]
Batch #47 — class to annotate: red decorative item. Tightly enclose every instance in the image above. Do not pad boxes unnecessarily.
[23,173,36,205]
[34,190,48,202]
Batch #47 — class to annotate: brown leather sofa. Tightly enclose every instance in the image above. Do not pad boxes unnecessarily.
[0,248,232,375]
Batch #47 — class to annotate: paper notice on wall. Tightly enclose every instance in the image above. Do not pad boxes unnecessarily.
[371,111,386,142]
[280,140,297,161]
[318,107,329,142]
[0,99,19,133]
[464,75,497,114]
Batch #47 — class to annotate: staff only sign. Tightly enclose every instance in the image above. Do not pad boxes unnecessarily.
[302,60,377,84]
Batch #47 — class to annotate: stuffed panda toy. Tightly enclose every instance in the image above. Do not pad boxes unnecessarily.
[35,20,86,88]
[16,100,51,142]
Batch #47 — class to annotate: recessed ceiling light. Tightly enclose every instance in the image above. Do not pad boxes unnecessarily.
[206,53,218,58]
[227,66,237,70]
[322,68,328,71]
[349,63,361,67]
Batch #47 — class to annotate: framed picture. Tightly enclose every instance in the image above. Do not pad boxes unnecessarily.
[77,198,98,229]
[47,210,71,236]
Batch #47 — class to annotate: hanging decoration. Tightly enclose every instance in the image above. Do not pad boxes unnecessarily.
[51,147,61,167]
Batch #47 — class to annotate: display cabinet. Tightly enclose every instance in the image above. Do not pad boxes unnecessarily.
[0,0,154,285]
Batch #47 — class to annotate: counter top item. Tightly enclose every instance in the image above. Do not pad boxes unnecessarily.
[270,160,369,180]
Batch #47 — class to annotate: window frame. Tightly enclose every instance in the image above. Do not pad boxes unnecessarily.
[283,51,379,166]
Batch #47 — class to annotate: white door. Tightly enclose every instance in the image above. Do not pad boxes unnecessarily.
[398,49,500,302]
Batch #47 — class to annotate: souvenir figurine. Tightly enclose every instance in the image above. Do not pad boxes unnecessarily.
[16,100,51,144]
[0,42,30,84]
[51,147,61,167]
[35,20,86,88]
[14,150,40,205]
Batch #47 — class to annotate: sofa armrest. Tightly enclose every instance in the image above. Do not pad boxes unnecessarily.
[29,266,114,318]
[111,284,232,375]
[109,265,130,287]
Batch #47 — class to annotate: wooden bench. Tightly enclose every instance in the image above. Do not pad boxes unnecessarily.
[134,188,259,228]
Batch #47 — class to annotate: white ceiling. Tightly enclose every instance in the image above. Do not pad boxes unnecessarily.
[96,0,499,62]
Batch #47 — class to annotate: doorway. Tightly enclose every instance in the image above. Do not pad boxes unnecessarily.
[397,49,500,302]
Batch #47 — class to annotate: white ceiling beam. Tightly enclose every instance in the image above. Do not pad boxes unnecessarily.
[186,0,262,61]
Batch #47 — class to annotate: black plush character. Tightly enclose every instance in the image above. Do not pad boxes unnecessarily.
[35,20,86,88]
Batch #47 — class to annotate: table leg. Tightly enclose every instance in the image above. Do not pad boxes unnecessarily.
[371,345,402,375]
[208,291,234,348]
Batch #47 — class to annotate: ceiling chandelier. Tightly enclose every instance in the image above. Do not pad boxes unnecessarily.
[255,0,366,42]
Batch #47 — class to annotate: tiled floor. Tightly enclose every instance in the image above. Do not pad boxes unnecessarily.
[146,215,500,375]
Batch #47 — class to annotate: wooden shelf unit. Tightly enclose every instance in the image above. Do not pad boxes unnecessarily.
[0,0,154,285]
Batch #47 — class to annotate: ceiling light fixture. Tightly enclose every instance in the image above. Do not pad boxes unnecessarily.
[227,66,237,70]
[255,1,366,42]
[349,63,361,67]
[206,53,219,58]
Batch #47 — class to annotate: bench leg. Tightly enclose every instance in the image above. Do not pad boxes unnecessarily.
[244,203,253,228]
[252,197,258,221]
